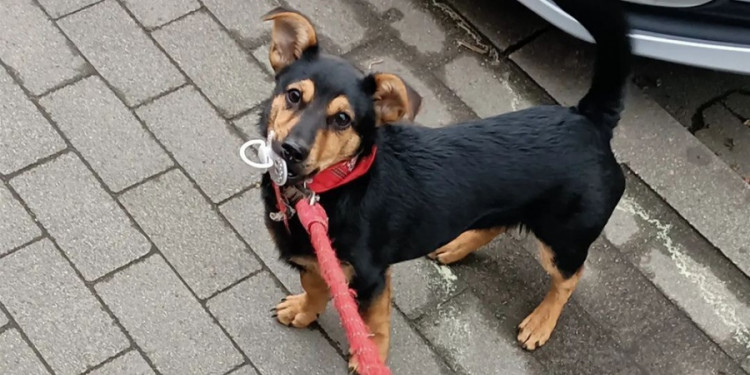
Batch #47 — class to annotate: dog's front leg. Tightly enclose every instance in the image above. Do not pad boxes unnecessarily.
[348,268,392,373]
[363,268,392,361]
[275,268,330,328]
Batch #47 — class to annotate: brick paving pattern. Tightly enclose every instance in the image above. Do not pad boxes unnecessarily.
[1,0,749,374]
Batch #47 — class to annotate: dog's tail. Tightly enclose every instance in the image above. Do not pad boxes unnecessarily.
[555,0,632,130]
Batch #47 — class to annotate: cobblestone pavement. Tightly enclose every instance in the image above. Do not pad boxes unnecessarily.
[1,0,749,374]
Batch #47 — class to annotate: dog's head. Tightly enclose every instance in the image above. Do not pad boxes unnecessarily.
[261,7,422,184]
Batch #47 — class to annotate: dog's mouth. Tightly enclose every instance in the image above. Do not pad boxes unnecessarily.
[284,164,319,186]
[284,167,304,185]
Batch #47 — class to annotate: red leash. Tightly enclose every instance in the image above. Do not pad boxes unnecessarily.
[295,199,390,375]
[274,147,390,375]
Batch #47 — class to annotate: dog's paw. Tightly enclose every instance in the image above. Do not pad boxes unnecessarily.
[428,244,465,265]
[516,304,559,351]
[274,293,318,328]
[347,355,359,374]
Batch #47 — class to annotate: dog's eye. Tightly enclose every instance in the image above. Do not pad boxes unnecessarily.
[286,89,302,105]
[329,112,352,129]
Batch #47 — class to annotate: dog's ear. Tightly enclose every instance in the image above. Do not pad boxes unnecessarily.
[262,7,318,73]
[363,73,422,125]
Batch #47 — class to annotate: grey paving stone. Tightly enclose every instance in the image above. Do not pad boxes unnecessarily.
[219,188,298,290]
[227,365,260,375]
[0,329,49,375]
[96,255,243,375]
[441,54,537,118]
[633,313,746,375]
[119,170,260,299]
[10,153,150,280]
[0,240,128,375]
[207,272,347,375]
[251,44,274,76]
[369,0,445,53]
[121,0,199,29]
[152,11,271,117]
[232,109,262,140]
[725,92,750,120]
[37,0,99,18]
[446,0,546,51]
[527,304,645,375]
[696,104,750,177]
[609,174,750,364]
[381,311,453,375]
[202,0,279,48]
[136,86,259,202]
[391,258,465,320]
[0,1,87,95]
[415,291,546,375]
[580,238,743,373]
[0,184,40,255]
[510,30,750,280]
[574,238,678,347]
[633,58,750,127]
[39,77,172,192]
[58,0,184,106]
[0,69,65,175]
[0,310,7,328]
[509,31,591,108]
[350,54,454,127]
[88,351,154,375]
[285,0,366,53]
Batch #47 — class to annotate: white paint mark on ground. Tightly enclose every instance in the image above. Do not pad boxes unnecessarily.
[426,297,537,375]
[616,196,750,350]
[603,206,640,246]
[431,261,458,295]
[500,77,528,111]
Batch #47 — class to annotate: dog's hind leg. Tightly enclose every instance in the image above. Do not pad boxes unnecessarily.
[428,227,505,264]
[517,240,583,350]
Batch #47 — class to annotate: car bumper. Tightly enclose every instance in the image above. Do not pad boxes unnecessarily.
[516,0,750,74]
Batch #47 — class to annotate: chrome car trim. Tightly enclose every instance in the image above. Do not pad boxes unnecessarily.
[516,0,750,74]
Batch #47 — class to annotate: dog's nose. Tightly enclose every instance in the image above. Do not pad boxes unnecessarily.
[280,141,307,163]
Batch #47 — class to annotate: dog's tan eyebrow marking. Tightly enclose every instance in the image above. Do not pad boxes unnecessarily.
[326,95,355,118]
[269,79,314,140]
[287,79,315,103]
[269,94,300,140]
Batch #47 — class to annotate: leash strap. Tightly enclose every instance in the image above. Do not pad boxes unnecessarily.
[271,183,290,232]
[295,199,391,375]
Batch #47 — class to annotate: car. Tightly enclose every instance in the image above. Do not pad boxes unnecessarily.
[516,0,750,74]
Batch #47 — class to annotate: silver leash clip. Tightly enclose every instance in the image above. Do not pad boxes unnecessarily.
[301,181,319,206]
[269,211,285,222]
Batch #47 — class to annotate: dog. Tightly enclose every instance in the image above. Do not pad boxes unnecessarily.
[257,0,631,370]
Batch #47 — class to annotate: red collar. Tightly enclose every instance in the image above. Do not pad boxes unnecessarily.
[305,146,377,193]
[271,146,377,232]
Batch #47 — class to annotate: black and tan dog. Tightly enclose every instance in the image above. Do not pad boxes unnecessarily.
[258,0,631,370]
